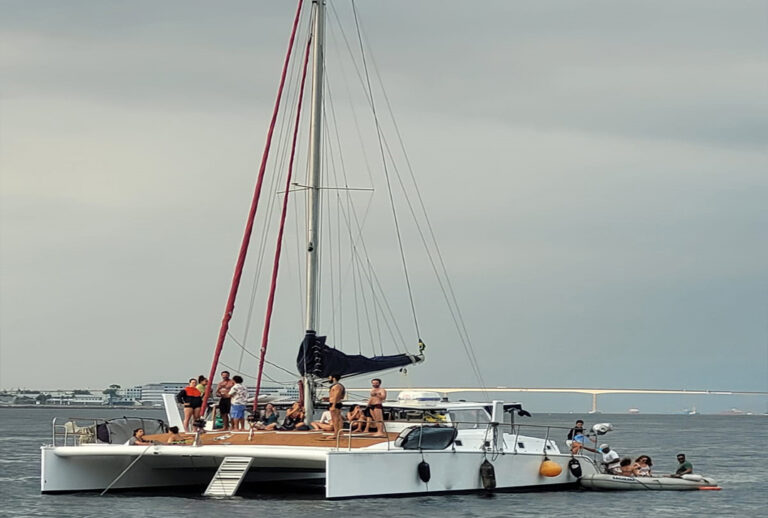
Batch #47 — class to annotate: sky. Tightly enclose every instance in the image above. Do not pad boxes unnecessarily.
[1,0,767,413]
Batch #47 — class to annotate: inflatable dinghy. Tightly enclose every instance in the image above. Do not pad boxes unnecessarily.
[580,473,719,491]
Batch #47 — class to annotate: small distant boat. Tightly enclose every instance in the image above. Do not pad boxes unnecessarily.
[628,408,640,414]
[580,473,719,491]
[688,405,698,415]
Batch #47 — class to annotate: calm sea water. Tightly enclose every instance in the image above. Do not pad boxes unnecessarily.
[1,407,765,517]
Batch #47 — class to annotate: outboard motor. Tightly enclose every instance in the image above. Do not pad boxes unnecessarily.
[591,422,613,435]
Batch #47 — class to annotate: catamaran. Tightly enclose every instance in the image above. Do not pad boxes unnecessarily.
[40,0,601,498]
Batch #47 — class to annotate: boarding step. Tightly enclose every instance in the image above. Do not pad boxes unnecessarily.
[203,456,253,497]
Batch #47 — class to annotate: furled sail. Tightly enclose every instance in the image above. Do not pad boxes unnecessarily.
[296,331,423,379]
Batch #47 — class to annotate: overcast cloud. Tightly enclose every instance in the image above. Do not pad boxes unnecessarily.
[1,1,766,412]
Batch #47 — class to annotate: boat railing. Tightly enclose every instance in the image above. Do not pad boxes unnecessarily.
[51,417,105,446]
[338,419,565,453]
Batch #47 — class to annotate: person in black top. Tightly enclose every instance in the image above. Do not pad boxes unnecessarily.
[567,419,585,440]
[176,378,203,431]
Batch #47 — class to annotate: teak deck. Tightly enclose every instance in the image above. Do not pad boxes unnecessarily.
[146,430,396,448]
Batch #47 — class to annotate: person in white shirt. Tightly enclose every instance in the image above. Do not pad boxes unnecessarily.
[311,409,333,431]
[600,444,622,474]
[228,375,248,430]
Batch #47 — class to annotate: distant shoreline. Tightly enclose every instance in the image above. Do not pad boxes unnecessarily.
[0,404,163,410]
[0,404,764,415]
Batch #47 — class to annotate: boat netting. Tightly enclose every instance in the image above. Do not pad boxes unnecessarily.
[94,417,167,444]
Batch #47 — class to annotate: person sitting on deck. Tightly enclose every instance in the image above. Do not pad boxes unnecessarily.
[166,426,186,444]
[125,428,153,446]
[311,409,333,431]
[267,402,307,431]
[346,405,365,433]
[253,403,279,430]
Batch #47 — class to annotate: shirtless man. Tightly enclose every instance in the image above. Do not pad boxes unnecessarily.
[216,370,235,430]
[368,378,387,437]
[328,374,345,437]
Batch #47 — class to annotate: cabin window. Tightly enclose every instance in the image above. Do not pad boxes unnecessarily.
[390,409,447,422]
[448,409,490,430]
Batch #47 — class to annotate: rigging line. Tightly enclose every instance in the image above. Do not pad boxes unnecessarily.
[322,124,338,344]
[324,88,380,355]
[343,241,407,352]
[253,31,313,412]
[226,330,297,378]
[322,91,405,356]
[321,60,405,357]
[328,169,408,353]
[321,100,345,348]
[292,179,305,327]
[238,23,305,373]
[327,2,376,188]
[240,8,315,372]
[380,136,487,388]
[351,0,420,341]
[368,259,385,355]
[219,360,295,386]
[238,12,309,375]
[202,0,306,411]
[357,18,488,393]
[323,75,377,295]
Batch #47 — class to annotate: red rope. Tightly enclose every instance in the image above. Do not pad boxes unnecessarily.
[202,0,304,411]
[253,34,313,412]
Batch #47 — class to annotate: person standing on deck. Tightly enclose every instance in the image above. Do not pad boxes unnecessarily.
[216,371,235,430]
[368,378,387,437]
[177,378,203,432]
[328,374,345,437]
[228,375,248,431]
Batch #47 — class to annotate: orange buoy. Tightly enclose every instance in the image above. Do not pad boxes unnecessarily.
[539,459,562,477]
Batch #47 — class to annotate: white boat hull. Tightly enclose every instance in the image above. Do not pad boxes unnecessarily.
[41,443,598,497]
[326,450,593,498]
[41,444,326,493]
[580,473,718,491]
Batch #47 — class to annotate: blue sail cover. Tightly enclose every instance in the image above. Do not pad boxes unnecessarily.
[296,331,423,379]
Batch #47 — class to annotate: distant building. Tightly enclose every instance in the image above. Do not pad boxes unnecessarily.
[140,382,187,407]
[70,394,105,405]
[259,385,300,401]
[120,386,143,400]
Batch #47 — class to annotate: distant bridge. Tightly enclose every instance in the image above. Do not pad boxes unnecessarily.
[348,387,768,413]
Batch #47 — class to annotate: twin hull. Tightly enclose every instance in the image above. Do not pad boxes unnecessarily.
[41,443,596,498]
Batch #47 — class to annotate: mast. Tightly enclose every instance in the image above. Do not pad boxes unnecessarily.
[302,0,325,421]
